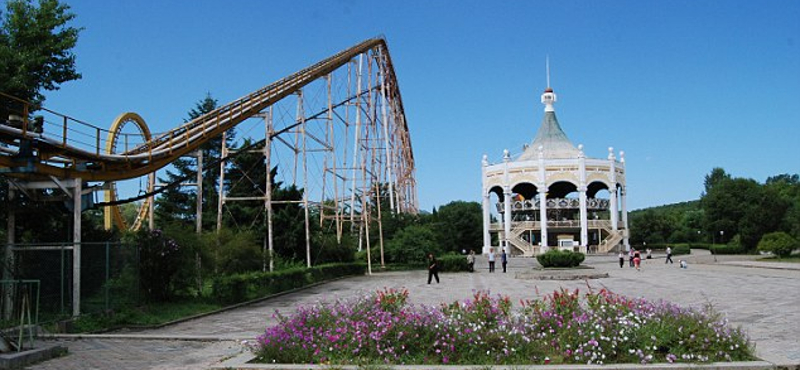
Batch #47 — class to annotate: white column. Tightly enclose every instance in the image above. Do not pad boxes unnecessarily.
[482,193,491,254]
[578,145,588,250]
[579,186,588,249]
[619,151,630,250]
[621,185,630,249]
[608,148,618,231]
[503,187,512,252]
[72,179,82,317]
[538,146,548,251]
[481,155,491,254]
[502,150,511,253]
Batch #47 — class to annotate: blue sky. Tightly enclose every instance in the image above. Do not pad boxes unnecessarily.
[39,0,800,212]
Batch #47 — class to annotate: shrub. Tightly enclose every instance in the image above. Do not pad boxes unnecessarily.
[536,249,585,268]
[757,232,798,258]
[312,232,356,264]
[437,253,469,272]
[204,228,262,275]
[211,262,366,304]
[710,244,747,255]
[670,244,691,256]
[128,228,191,302]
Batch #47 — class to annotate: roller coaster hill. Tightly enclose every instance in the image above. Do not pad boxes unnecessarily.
[0,38,418,317]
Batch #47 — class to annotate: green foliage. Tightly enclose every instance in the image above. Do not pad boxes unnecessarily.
[429,201,483,254]
[0,0,81,107]
[670,244,691,256]
[536,249,585,268]
[211,262,366,304]
[127,227,193,302]
[437,253,469,272]
[311,231,356,264]
[384,224,440,265]
[757,232,798,258]
[204,227,262,274]
[710,244,746,255]
[70,301,221,333]
[155,94,233,229]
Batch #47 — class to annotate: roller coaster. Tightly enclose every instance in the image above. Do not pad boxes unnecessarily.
[1,38,417,316]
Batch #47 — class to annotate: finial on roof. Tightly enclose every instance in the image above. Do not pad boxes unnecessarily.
[541,57,557,112]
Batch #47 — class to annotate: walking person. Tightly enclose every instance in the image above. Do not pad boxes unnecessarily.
[618,251,625,268]
[467,250,476,272]
[427,253,440,284]
[488,248,496,273]
[634,250,641,271]
[501,249,508,273]
[665,246,674,264]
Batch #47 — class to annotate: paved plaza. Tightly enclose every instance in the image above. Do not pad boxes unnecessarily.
[27,250,800,369]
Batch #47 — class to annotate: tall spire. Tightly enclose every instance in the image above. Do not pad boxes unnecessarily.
[546,55,551,88]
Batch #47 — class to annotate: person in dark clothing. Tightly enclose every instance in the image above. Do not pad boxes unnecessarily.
[501,249,508,273]
[427,253,440,284]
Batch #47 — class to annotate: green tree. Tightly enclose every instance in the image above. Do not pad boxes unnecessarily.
[384,224,440,265]
[431,201,482,254]
[0,0,81,109]
[155,94,234,229]
[703,167,731,196]
[757,232,798,258]
[630,209,672,244]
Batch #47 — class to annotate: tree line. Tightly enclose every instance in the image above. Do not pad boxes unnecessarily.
[630,167,800,254]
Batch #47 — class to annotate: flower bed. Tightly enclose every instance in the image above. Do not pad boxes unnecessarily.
[253,287,753,365]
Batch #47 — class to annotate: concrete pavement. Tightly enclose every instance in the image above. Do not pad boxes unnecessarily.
[29,250,800,369]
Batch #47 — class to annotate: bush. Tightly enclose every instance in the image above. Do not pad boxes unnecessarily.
[758,232,798,258]
[710,244,747,255]
[211,262,366,304]
[312,232,356,264]
[437,253,469,272]
[127,228,193,302]
[670,244,691,256]
[536,249,585,268]
[204,228,262,275]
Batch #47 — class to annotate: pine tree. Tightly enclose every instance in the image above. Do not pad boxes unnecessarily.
[155,93,234,229]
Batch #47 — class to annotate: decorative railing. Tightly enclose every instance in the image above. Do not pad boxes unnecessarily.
[496,197,609,213]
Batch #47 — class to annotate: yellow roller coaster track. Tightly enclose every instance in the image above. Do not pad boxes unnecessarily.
[0,37,410,183]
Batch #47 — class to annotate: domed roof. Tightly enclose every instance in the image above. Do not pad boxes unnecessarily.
[516,87,580,161]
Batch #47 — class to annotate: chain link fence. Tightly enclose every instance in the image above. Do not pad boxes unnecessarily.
[1,241,139,329]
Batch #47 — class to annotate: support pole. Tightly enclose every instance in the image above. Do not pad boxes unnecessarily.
[3,188,15,319]
[72,179,82,317]
[216,132,227,232]
[265,109,274,272]
[196,150,203,234]
[299,90,312,268]
[148,172,155,230]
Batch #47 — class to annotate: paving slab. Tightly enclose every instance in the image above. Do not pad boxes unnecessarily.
[30,250,800,369]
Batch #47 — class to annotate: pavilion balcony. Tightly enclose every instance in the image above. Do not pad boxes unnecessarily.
[496,197,609,213]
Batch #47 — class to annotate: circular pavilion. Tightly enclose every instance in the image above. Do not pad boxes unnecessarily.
[481,86,629,256]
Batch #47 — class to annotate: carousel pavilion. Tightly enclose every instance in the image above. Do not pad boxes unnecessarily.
[481,85,629,256]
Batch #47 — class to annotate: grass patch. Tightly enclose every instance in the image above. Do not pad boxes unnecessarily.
[71,301,222,333]
[757,255,800,263]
